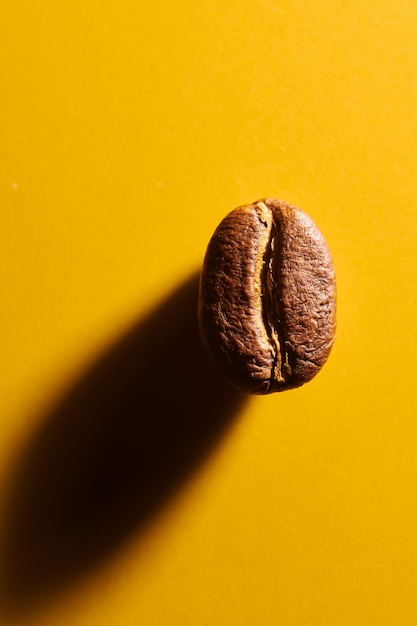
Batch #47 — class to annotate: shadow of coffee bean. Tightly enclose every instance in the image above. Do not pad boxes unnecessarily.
[0,272,247,615]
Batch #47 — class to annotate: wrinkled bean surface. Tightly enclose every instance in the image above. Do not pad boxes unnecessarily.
[198,198,336,394]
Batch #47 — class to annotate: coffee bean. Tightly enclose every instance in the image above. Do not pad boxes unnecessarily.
[198,198,336,394]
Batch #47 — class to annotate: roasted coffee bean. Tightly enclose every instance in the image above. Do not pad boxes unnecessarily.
[198,198,336,394]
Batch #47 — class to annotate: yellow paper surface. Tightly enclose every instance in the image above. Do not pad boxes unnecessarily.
[1,1,417,624]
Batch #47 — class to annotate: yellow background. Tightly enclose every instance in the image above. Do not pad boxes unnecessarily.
[1,1,417,624]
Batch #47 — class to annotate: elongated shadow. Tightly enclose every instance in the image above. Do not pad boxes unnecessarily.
[0,272,247,616]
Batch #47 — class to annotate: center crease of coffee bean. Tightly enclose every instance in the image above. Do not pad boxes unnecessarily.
[259,210,292,390]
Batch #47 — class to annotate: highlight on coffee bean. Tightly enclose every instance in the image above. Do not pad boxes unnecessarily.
[198,198,336,394]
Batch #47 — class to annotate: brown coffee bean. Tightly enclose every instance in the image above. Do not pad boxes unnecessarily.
[198,198,336,394]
